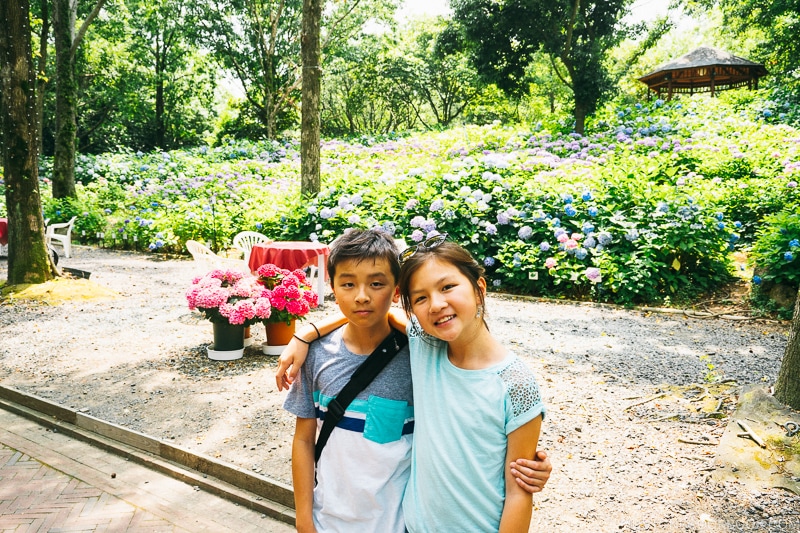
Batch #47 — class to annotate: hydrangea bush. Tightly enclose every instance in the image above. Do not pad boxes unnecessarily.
[3,90,798,307]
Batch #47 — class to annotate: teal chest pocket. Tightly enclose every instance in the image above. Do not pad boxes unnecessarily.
[363,396,409,444]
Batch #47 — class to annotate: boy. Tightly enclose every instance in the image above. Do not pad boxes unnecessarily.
[283,229,551,532]
[283,229,413,532]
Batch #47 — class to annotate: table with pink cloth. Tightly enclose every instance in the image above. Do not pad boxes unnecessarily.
[248,241,329,307]
[0,218,8,247]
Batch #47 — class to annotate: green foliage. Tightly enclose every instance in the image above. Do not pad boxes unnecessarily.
[7,92,798,310]
[451,0,633,131]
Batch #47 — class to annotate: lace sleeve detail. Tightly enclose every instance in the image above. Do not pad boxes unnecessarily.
[498,358,543,419]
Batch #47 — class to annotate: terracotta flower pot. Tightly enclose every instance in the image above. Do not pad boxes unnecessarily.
[262,320,296,355]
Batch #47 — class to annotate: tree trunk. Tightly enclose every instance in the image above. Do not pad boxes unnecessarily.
[155,42,165,149]
[774,292,800,410]
[0,0,54,285]
[300,0,321,197]
[52,0,78,198]
[36,0,50,156]
[574,101,587,135]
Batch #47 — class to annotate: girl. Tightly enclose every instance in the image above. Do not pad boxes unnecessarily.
[278,234,547,531]
[396,236,544,532]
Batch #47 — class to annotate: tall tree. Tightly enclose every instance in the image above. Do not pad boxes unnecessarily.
[382,19,485,129]
[300,0,322,196]
[52,0,107,198]
[1,0,53,284]
[775,293,800,409]
[451,0,632,133]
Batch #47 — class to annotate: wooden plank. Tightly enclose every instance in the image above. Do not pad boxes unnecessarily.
[76,412,160,454]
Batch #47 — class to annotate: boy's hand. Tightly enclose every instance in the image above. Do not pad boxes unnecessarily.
[275,337,309,391]
[510,450,552,494]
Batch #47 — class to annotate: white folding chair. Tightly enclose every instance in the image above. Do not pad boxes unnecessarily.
[45,216,77,258]
[186,239,249,273]
[232,231,272,266]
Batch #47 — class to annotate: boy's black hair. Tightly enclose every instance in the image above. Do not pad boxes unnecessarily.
[327,228,401,284]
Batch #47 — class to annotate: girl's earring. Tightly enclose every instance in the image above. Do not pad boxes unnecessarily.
[475,305,484,318]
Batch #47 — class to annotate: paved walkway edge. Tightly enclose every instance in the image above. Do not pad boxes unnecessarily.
[0,384,296,526]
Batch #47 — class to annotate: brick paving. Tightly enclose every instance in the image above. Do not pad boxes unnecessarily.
[0,408,293,533]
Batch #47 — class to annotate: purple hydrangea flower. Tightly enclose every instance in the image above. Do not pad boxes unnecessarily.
[348,214,361,224]
[585,267,602,283]
[430,199,444,212]
[485,223,498,236]
[484,257,496,267]
[497,212,511,225]
[518,226,533,240]
[410,229,425,242]
[406,199,419,209]
[539,241,550,252]
[597,232,612,246]
[410,215,426,228]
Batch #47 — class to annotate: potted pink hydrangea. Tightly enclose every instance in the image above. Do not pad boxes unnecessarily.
[255,263,318,353]
[186,269,273,360]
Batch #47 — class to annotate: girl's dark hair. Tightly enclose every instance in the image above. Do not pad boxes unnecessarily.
[398,241,487,317]
[327,228,401,283]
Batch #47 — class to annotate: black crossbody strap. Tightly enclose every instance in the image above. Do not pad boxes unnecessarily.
[315,329,408,463]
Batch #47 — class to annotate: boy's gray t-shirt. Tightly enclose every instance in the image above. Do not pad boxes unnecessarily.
[283,326,413,533]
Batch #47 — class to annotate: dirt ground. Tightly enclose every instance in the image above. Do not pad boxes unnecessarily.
[1,246,799,532]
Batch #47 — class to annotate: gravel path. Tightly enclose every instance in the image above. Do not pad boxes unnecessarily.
[1,246,799,532]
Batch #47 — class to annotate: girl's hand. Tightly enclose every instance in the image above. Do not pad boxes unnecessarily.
[510,450,552,494]
[275,337,309,391]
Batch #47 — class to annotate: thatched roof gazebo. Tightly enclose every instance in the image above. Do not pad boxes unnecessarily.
[639,46,768,100]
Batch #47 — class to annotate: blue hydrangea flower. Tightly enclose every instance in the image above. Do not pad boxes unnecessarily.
[104,208,112,215]
[584,236,597,249]
[785,252,795,261]
[539,241,550,252]
[497,212,511,225]
[789,239,800,248]
[717,222,726,230]
[564,205,577,217]
[562,193,573,204]
[551,217,561,227]
[734,221,742,229]
[597,232,612,246]
[148,243,157,251]
[587,206,598,217]
[155,240,164,248]
[484,257,496,267]
[575,248,588,260]
[382,222,396,235]
[715,212,724,221]
[752,275,762,285]
[582,191,592,201]
[518,226,533,240]
[492,279,502,287]
[656,202,669,213]
[763,110,773,118]
[582,222,595,234]
[421,219,437,233]
[625,229,639,241]
[256,222,263,229]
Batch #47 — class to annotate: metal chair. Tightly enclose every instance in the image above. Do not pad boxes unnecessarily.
[45,216,77,258]
[232,231,272,266]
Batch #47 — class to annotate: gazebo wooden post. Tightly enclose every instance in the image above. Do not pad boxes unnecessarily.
[667,73,673,101]
[710,67,716,97]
